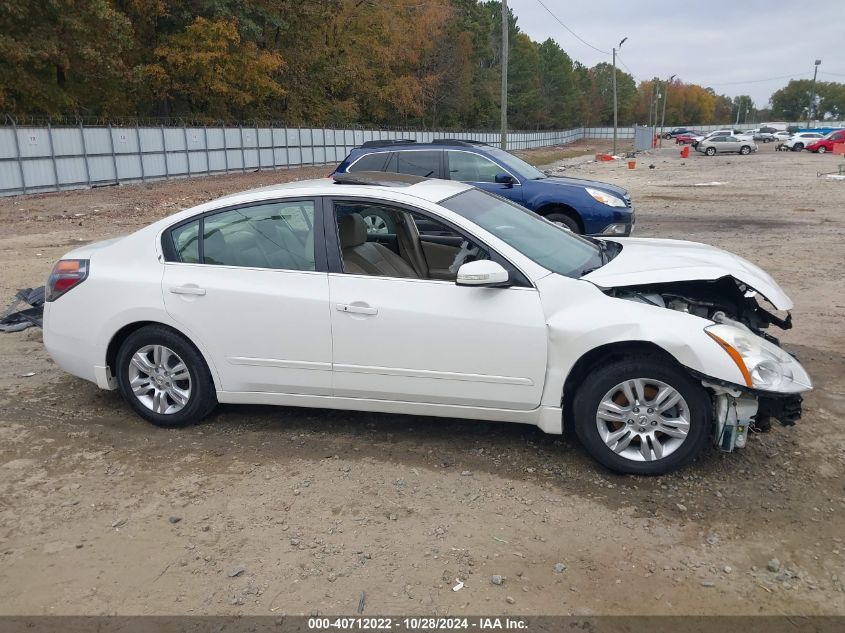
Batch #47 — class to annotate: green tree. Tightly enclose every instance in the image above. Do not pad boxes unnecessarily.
[0,0,133,116]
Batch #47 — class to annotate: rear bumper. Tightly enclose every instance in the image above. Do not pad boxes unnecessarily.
[42,303,104,387]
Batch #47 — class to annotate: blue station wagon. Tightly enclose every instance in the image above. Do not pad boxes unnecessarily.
[333,139,635,236]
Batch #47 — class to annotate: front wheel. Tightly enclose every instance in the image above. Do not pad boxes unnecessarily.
[740,145,751,155]
[545,212,581,233]
[116,325,217,427]
[818,146,827,154]
[705,147,716,156]
[572,358,711,475]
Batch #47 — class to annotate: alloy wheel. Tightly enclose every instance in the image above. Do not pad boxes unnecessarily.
[363,214,389,234]
[595,378,690,462]
[127,345,192,414]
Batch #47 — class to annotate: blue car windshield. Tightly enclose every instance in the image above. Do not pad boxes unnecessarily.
[441,189,603,278]
[484,147,547,180]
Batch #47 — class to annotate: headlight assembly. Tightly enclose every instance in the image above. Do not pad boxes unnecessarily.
[705,324,812,393]
[585,187,627,207]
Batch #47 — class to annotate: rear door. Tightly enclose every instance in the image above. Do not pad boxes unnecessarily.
[162,198,333,395]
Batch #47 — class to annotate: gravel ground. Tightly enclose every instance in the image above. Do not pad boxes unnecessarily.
[0,143,843,616]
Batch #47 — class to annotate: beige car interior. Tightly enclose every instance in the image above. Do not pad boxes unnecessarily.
[335,204,487,281]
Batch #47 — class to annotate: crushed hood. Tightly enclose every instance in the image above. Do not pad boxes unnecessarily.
[583,237,793,311]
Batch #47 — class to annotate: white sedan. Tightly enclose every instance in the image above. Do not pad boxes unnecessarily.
[43,173,812,474]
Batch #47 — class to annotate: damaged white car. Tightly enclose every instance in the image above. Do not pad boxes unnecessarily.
[43,173,811,474]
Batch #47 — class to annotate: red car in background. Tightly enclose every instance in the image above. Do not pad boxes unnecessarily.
[675,132,699,145]
[805,129,845,154]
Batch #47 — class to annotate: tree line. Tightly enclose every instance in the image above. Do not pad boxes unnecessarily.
[1,1,842,128]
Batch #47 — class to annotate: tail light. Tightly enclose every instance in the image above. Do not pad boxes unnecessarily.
[46,259,89,302]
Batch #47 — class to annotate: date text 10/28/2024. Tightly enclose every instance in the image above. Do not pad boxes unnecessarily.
[308,617,528,630]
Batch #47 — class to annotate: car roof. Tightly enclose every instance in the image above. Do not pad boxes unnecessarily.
[186,177,473,215]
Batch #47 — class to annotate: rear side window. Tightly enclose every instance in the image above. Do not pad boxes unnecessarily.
[167,201,316,271]
[348,152,391,172]
[172,220,200,263]
[395,151,441,177]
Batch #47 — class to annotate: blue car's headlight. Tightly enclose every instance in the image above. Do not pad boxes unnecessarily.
[585,187,627,207]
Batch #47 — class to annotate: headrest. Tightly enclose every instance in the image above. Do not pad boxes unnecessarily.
[338,213,368,248]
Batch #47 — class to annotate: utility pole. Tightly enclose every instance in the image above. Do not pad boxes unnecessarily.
[612,36,627,155]
[500,0,508,150]
[807,59,821,128]
[659,74,675,147]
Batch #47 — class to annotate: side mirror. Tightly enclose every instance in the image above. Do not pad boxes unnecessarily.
[494,173,515,187]
[456,260,510,287]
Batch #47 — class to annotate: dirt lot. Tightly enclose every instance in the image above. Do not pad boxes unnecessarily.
[0,142,843,616]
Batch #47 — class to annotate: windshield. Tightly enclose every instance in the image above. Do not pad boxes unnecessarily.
[484,147,547,180]
[441,189,604,278]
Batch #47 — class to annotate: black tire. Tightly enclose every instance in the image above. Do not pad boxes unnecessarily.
[116,325,216,427]
[740,145,751,155]
[791,143,803,151]
[545,212,581,233]
[705,147,716,156]
[663,133,672,139]
[572,357,711,475]
[817,146,827,154]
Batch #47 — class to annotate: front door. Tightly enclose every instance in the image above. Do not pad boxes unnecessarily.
[162,198,332,395]
[326,199,547,410]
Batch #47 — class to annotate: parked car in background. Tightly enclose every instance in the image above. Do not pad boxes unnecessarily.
[753,131,776,143]
[773,131,791,141]
[42,173,812,475]
[805,129,845,154]
[783,132,826,151]
[691,129,741,148]
[675,132,699,145]
[696,135,757,156]
[663,127,693,139]
[334,140,635,236]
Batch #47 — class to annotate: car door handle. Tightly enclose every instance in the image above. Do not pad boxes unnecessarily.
[170,285,206,296]
[336,303,377,315]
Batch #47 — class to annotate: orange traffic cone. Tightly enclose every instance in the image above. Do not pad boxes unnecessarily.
[681,146,689,158]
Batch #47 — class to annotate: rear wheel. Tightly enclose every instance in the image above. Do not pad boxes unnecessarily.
[791,143,804,151]
[544,212,581,233]
[705,147,716,156]
[740,145,751,155]
[116,325,216,427]
[572,358,711,475]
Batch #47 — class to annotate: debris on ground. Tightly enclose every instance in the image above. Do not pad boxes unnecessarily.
[0,287,45,332]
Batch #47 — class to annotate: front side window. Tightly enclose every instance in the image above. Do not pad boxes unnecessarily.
[441,188,603,278]
[447,151,505,183]
[170,201,316,271]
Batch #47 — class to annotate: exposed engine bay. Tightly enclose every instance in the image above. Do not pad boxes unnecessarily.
[606,276,803,449]
[606,276,791,339]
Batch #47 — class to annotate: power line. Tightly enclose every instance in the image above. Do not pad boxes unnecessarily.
[533,0,610,56]
[702,72,809,86]
[615,53,634,77]
[820,71,845,78]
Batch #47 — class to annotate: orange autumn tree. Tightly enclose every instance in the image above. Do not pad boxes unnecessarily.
[141,16,285,119]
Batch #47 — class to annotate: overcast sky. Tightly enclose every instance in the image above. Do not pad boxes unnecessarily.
[507,0,845,107]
